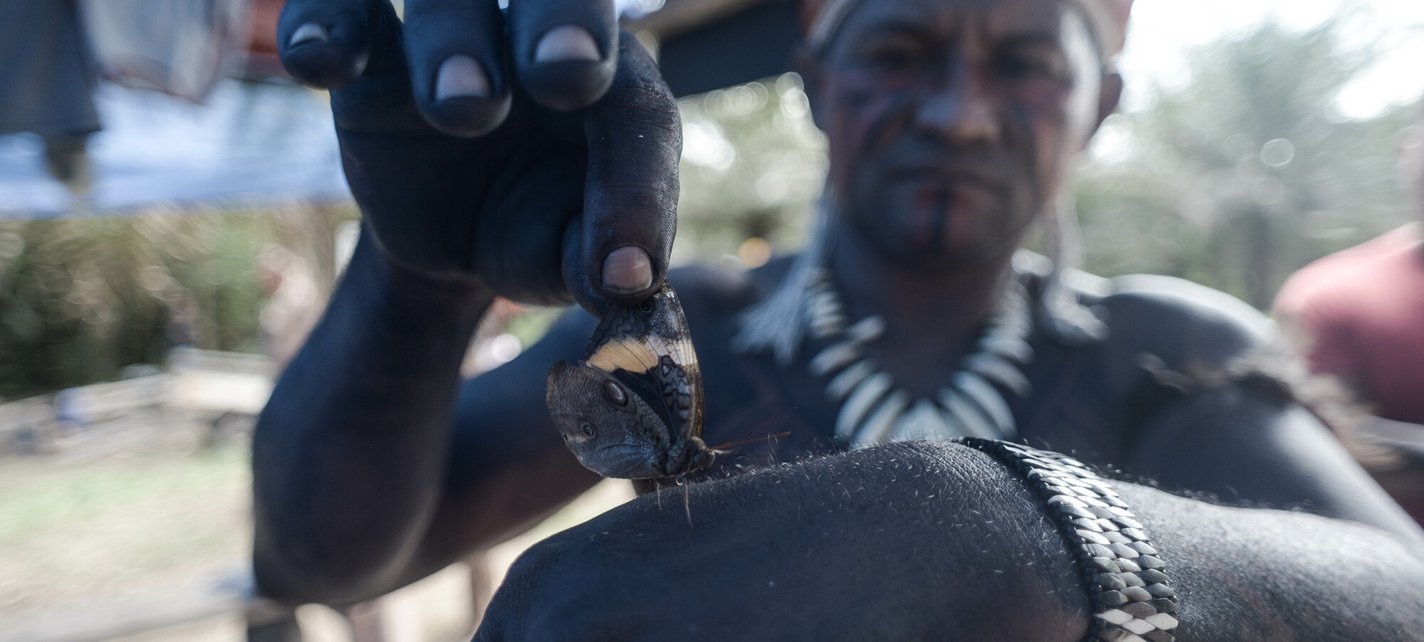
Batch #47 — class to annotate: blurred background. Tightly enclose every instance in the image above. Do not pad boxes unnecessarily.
[1,0,1421,640]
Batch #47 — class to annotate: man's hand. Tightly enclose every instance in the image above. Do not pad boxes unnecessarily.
[277,0,680,311]
[471,442,1088,641]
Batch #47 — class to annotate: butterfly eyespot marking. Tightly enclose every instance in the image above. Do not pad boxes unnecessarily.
[581,423,597,438]
[602,381,628,405]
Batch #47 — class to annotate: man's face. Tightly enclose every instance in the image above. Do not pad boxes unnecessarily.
[807,0,1113,269]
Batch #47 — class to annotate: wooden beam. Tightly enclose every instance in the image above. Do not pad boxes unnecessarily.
[627,0,803,97]
[626,0,786,41]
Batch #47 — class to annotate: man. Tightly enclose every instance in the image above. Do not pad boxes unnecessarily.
[1274,124,1424,525]
[253,0,1424,638]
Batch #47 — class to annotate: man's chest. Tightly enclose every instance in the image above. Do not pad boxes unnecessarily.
[691,345,1142,475]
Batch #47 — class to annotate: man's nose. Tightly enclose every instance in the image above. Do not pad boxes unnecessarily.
[913,60,999,145]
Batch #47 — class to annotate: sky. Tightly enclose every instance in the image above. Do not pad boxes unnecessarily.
[1121,0,1424,118]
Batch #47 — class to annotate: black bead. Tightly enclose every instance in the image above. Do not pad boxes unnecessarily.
[1075,517,1105,532]
[1113,516,1145,530]
[1097,628,1131,642]
[1121,601,1157,619]
[1121,586,1153,602]
[1150,598,1180,614]
[1085,543,1115,558]
[1096,590,1129,607]
[1093,572,1127,590]
[1147,583,1176,598]
[1138,555,1166,570]
[1110,543,1139,559]
[1089,506,1119,520]
[1078,530,1111,545]
[1060,503,1095,519]
[1090,557,1122,573]
[1140,569,1170,584]
[1103,532,1134,545]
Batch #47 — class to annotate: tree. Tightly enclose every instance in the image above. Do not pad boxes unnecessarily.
[1074,16,1418,308]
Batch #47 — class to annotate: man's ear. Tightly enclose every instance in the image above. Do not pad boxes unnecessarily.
[1090,68,1124,137]
[792,44,827,131]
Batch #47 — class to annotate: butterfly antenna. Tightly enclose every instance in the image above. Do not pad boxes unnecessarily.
[708,431,791,453]
[681,478,692,526]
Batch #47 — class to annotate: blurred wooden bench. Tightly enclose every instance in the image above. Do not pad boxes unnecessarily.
[166,347,275,417]
[0,348,278,457]
[52,374,172,427]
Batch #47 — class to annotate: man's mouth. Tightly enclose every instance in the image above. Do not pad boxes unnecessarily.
[888,163,1008,194]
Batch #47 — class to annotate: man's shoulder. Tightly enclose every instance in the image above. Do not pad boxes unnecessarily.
[1092,273,1274,368]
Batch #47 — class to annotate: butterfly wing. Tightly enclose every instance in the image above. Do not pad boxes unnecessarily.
[582,284,704,440]
[546,360,670,479]
[546,283,710,479]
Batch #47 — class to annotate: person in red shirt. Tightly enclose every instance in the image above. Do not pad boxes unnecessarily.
[1275,124,1424,522]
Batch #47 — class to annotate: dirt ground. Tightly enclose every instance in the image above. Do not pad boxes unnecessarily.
[0,410,632,642]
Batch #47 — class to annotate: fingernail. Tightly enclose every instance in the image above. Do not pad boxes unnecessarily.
[289,22,329,47]
[435,55,491,100]
[602,246,653,295]
[534,25,601,63]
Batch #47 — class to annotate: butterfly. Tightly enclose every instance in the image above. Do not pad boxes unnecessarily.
[546,283,715,480]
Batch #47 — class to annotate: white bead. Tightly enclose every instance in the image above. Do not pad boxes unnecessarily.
[836,372,893,441]
[1095,609,1133,625]
[1122,618,1155,635]
[1145,613,1179,630]
[853,390,910,446]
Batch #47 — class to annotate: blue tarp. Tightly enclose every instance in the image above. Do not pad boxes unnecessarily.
[0,79,350,218]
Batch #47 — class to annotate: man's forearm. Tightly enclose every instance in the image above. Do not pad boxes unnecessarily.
[1120,482,1424,640]
[252,231,494,603]
[477,440,1424,640]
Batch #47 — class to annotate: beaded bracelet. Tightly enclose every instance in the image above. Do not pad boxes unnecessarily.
[957,438,1179,642]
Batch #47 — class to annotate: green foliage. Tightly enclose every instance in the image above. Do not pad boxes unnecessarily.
[674,74,827,265]
[0,214,270,398]
[1074,17,1418,307]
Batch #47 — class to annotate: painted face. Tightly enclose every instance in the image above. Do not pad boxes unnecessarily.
[807,0,1111,269]
[546,284,714,479]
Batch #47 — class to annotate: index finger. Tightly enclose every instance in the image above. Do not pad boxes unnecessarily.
[277,0,383,89]
[568,33,682,309]
[507,0,618,111]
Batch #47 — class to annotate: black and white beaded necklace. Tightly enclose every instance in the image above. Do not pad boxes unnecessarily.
[800,268,1034,447]
[734,205,1040,447]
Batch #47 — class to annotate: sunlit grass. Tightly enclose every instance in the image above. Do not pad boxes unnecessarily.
[0,447,251,616]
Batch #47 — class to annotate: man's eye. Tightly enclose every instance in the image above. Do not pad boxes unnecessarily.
[858,42,923,72]
[995,53,1070,83]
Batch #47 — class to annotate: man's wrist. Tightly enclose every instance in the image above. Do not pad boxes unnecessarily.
[358,233,494,308]
[958,438,1180,642]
